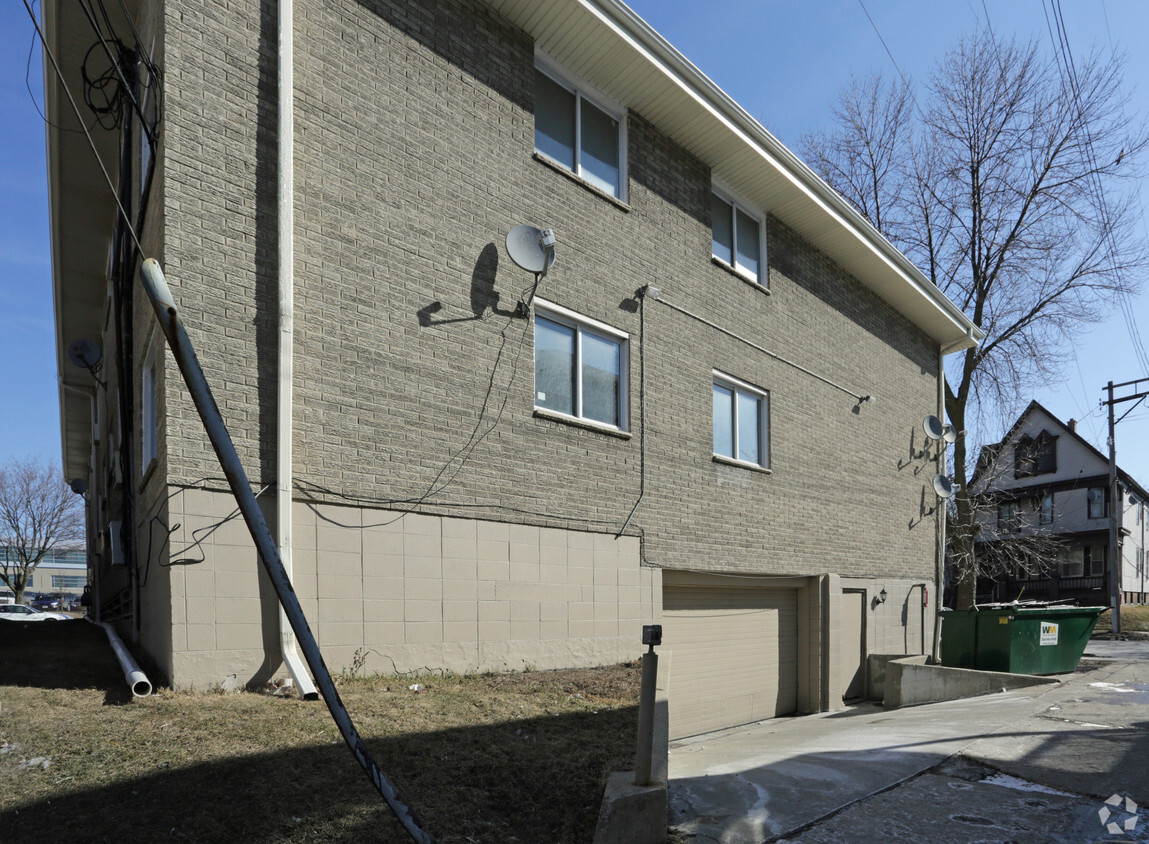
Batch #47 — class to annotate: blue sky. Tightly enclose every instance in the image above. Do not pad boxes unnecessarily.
[3,0,1148,483]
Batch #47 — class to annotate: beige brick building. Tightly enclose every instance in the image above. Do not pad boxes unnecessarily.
[47,0,980,738]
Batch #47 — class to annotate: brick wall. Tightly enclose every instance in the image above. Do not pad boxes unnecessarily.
[158,0,941,594]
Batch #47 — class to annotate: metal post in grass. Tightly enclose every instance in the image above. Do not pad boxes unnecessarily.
[635,625,661,786]
[139,259,433,844]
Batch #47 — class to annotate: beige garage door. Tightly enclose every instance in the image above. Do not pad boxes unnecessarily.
[663,579,798,739]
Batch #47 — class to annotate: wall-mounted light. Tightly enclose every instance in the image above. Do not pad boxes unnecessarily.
[879,588,888,604]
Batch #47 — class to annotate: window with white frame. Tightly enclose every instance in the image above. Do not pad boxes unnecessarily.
[1039,493,1053,525]
[711,189,764,284]
[141,341,157,471]
[1087,487,1107,519]
[1059,547,1083,578]
[997,501,1023,533]
[533,301,627,430]
[534,64,624,198]
[712,373,769,468]
[1084,544,1107,576]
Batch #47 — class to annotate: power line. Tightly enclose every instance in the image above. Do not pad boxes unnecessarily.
[22,0,143,256]
[1042,0,1149,377]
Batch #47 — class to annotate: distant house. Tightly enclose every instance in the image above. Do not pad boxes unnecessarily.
[966,401,1148,607]
[45,0,980,738]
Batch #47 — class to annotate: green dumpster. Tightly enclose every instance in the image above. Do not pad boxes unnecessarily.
[940,605,1105,675]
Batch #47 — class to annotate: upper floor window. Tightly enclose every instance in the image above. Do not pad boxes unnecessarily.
[997,501,1023,533]
[1088,487,1107,519]
[1014,431,1056,477]
[712,373,769,469]
[711,189,764,285]
[1039,493,1053,525]
[534,65,624,199]
[534,301,628,430]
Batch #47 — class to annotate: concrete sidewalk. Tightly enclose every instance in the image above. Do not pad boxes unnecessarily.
[669,656,1149,843]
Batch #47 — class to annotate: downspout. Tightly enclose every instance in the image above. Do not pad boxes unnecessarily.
[61,381,98,617]
[932,330,967,662]
[278,0,317,700]
[932,348,945,662]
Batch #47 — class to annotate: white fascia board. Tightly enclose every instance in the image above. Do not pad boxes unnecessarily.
[578,0,982,350]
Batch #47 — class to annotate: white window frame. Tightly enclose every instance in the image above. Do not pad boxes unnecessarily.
[997,500,1023,533]
[534,55,628,201]
[1059,547,1084,578]
[712,370,770,469]
[1087,487,1107,519]
[1085,544,1107,576]
[711,181,767,287]
[533,299,629,432]
[141,337,158,473]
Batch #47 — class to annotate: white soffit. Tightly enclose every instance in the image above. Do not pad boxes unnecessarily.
[489,0,981,350]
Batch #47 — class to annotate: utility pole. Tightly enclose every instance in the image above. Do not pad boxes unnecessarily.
[1102,378,1149,634]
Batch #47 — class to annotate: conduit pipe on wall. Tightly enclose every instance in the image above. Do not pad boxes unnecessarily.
[933,351,946,663]
[90,618,153,697]
[277,0,317,701]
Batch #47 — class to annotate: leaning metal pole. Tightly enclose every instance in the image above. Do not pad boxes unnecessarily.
[140,259,433,844]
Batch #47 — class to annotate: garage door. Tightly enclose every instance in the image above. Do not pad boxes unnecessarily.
[663,579,798,739]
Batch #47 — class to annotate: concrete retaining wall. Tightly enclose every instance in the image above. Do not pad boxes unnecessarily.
[873,654,1057,709]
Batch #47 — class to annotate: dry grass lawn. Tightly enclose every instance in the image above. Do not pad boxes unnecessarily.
[1098,604,1149,633]
[0,621,640,843]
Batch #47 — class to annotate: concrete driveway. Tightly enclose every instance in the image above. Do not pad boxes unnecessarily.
[669,648,1149,843]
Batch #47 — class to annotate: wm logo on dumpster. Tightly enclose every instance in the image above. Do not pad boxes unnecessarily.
[1039,622,1059,645]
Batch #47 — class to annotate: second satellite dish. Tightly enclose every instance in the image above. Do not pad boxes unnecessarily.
[67,338,102,370]
[922,415,945,441]
[506,225,556,276]
[933,474,955,499]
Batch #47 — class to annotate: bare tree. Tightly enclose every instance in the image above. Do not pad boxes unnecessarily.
[802,30,1147,609]
[0,457,85,605]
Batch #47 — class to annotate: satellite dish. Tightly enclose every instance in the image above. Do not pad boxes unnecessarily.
[69,478,88,495]
[67,338,102,370]
[1131,494,1139,505]
[506,225,556,276]
[942,424,958,444]
[922,415,945,441]
[932,474,955,500]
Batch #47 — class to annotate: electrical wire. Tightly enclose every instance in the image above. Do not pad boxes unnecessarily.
[1042,0,1149,377]
[23,0,143,256]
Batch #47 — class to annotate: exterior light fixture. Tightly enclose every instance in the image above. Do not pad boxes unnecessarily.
[879,588,888,604]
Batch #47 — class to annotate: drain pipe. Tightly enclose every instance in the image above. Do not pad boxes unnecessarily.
[89,618,152,697]
[933,349,946,663]
[277,0,317,701]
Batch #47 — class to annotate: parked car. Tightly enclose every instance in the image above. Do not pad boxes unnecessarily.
[29,594,61,611]
[0,604,69,621]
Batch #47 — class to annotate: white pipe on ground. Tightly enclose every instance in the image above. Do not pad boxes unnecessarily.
[277,0,317,701]
[90,618,152,697]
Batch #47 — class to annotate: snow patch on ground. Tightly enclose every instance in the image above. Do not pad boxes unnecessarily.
[979,772,1076,797]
